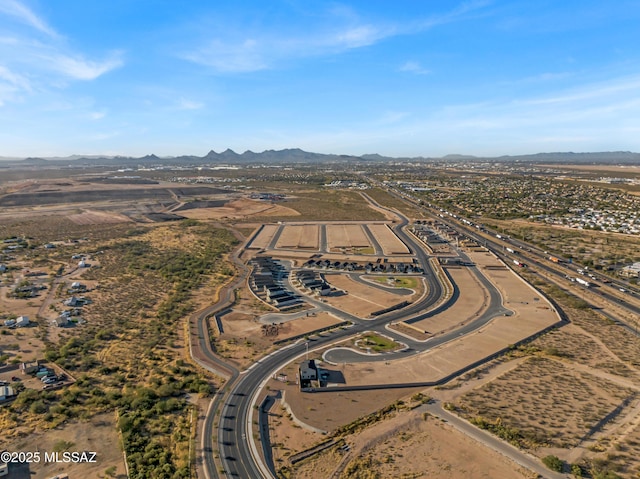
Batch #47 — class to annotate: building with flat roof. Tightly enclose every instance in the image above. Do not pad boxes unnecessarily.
[620,262,640,278]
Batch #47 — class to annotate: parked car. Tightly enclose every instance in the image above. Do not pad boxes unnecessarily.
[11,376,20,382]
[42,377,57,384]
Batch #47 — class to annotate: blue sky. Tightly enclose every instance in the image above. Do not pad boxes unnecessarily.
[1,0,640,158]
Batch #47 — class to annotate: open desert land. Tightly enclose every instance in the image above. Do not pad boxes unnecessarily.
[0,177,245,224]
[67,209,133,225]
[454,357,638,469]
[268,190,388,223]
[177,198,301,221]
[365,223,410,255]
[273,396,535,479]
[539,163,640,174]
[276,224,319,250]
[1,412,126,479]
[325,224,372,252]
[320,273,419,318]
[401,264,488,337]
[220,309,343,344]
[0,214,234,478]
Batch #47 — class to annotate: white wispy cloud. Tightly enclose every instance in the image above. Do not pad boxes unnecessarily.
[183,1,489,73]
[0,64,30,105]
[0,0,123,106]
[46,52,124,80]
[400,61,430,75]
[518,75,640,106]
[185,39,267,73]
[0,0,58,37]
[0,64,30,90]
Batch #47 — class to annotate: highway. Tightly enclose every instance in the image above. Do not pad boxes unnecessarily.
[379,183,640,328]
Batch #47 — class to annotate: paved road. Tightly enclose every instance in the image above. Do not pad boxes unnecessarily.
[209,195,550,479]
[323,245,511,363]
[319,224,328,253]
[216,202,447,478]
[267,224,284,250]
[361,223,384,255]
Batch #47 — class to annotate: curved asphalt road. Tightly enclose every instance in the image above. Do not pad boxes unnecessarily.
[323,244,512,364]
[216,201,447,478]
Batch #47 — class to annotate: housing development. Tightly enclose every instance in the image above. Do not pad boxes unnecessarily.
[0,153,639,479]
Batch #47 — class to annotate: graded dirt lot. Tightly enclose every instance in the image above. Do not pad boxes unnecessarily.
[326,224,371,250]
[366,223,410,254]
[276,225,319,250]
[406,264,488,336]
[177,198,300,221]
[66,209,133,225]
[320,273,417,318]
[216,306,344,367]
[248,224,280,249]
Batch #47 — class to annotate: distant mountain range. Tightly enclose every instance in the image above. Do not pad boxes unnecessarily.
[1,149,639,167]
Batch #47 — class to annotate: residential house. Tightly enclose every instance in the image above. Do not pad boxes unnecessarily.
[620,262,640,278]
[15,316,29,328]
[21,360,39,374]
[54,316,69,327]
[0,385,15,401]
[299,360,317,381]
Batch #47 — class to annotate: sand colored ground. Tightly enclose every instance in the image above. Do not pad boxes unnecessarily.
[366,223,410,254]
[177,198,300,221]
[280,253,559,432]
[216,310,344,366]
[4,412,126,479]
[300,412,534,479]
[407,265,488,335]
[261,312,344,340]
[540,164,640,174]
[248,224,280,249]
[321,273,414,318]
[0,286,47,363]
[67,209,133,225]
[276,225,319,249]
[326,224,371,249]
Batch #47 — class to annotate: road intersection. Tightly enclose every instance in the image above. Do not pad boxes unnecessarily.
[195,198,564,478]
